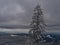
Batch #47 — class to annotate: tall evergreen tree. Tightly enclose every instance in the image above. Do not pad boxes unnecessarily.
[29,4,46,43]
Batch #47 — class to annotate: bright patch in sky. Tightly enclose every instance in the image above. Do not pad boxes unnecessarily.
[1,4,25,15]
[0,28,29,33]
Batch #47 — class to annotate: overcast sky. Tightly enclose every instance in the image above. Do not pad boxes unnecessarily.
[0,0,60,31]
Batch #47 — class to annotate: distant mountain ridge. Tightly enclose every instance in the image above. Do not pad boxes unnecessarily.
[0,31,28,34]
[0,32,29,36]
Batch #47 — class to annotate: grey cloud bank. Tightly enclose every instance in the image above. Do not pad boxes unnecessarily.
[0,0,60,30]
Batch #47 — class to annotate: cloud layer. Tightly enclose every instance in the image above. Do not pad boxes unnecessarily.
[0,0,60,31]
